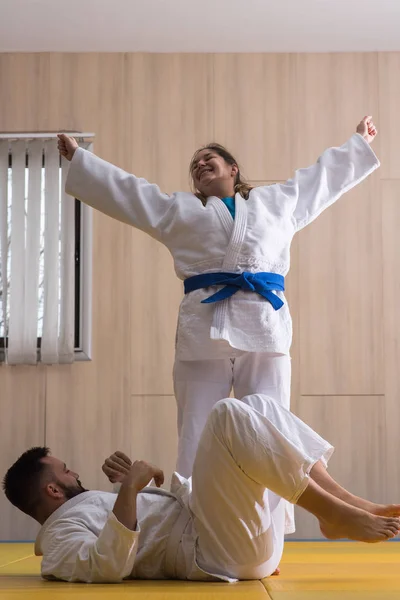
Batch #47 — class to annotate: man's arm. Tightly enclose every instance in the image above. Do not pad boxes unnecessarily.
[112,460,164,529]
[40,461,164,583]
[40,511,140,583]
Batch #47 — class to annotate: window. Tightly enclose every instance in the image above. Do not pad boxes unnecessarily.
[0,133,94,364]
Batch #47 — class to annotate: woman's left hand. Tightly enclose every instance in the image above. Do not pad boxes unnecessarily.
[356,116,377,144]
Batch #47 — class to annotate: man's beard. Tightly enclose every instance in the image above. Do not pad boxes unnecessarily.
[57,479,87,500]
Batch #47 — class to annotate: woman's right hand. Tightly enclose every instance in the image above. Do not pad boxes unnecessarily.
[57,133,79,161]
[356,116,377,144]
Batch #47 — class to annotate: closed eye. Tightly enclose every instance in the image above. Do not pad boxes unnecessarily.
[192,153,215,174]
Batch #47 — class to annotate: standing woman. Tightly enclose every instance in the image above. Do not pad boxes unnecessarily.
[58,116,378,534]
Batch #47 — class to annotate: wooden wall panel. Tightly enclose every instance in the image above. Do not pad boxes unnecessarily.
[0,54,49,540]
[129,395,178,490]
[0,368,45,540]
[45,55,134,490]
[127,54,214,395]
[1,51,400,542]
[378,53,400,179]
[45,214,133,491]
[382,181,400,499]
[48,54,101,137]
[293,53,380,167]
[130,232,181,395]
[298,175,384,396]
[0,54,51,131]
[126,53,214,189]
[45,362,133,492]
[214,54,296,181]
[291,395,387,540]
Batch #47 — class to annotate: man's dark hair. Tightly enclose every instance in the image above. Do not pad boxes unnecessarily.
[2,447,50,518]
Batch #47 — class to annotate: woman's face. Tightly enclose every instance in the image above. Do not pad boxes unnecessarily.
[191,149,238,197]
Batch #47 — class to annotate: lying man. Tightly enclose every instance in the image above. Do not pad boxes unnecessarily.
[3,395,400,584]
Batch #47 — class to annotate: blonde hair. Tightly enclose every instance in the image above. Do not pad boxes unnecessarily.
[189,143,253,204]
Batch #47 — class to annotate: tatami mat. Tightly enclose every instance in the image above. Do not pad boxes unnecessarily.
[1,541,399,599]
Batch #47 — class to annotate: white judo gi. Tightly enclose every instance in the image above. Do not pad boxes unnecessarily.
[35,394,333,583]
[65,134,378,531]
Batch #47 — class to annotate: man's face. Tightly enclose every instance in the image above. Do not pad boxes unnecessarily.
[41,456,87,500]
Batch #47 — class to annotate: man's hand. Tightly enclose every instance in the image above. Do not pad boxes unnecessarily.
[123,460,164,493]
[356,116,377,144]
[57,133,79,161]
[102,451,132,484]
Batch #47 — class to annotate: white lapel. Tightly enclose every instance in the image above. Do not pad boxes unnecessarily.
[208,194,248,340]
[207,194,247,271]
[207,196,233,237]
[222,194,247,271]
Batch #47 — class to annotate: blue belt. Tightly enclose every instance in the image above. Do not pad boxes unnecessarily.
[184,272,285,310]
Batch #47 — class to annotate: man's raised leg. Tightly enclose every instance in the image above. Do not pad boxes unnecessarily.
[190,395,400,581]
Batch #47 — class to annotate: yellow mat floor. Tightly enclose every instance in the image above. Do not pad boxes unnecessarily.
[1,541,399,600]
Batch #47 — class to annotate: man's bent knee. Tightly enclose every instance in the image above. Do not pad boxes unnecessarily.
[212,397,241,417]
[207,397,245,432]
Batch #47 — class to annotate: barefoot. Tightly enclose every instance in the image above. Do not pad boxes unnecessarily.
[319,505,400,543]
[271,567,280,576]
[346,495,400,518]
[370,504,400,518]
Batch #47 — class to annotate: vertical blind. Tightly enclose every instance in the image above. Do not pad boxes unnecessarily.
[0,137,75,364]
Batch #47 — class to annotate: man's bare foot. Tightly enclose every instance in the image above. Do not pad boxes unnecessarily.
[344,495,400,518]
[368,503,400,518]
[319,504,400,543]
[271,567,280,576]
